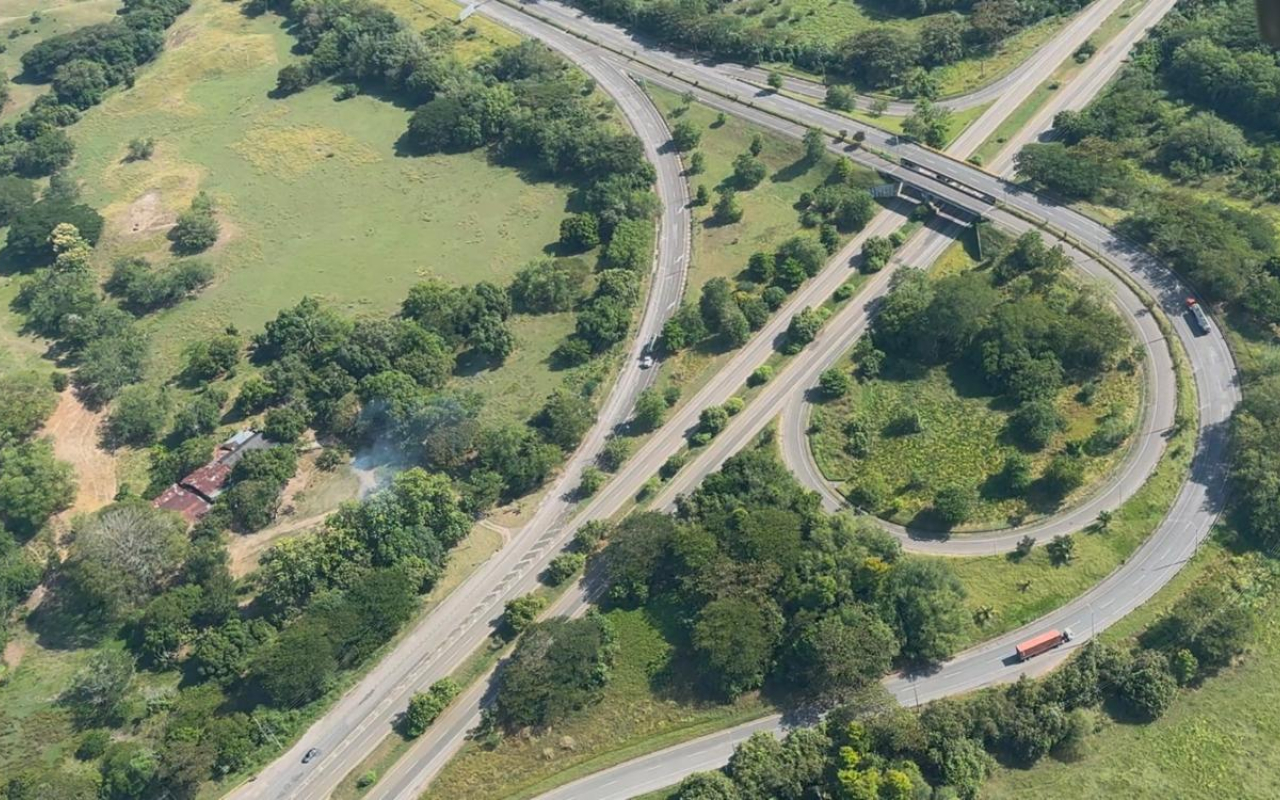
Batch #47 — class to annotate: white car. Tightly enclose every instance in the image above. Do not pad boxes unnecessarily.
[639,354,655,369]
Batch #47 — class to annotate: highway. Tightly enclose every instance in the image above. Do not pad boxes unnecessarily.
[228,0,1237,795]
[224,48,692,800]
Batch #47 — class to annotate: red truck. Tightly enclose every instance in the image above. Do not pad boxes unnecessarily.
[1015,628,1073,662]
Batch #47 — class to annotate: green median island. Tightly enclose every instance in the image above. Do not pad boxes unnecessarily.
[809,230,1142,531]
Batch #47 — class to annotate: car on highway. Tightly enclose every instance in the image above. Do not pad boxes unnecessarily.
[1186,297,1211,335]
[1015,628,1072,661]
[302,747,321,764]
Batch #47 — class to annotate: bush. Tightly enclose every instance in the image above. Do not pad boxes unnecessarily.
[1009,400,1064,451]
[573,520,609,552]
[723,396,744,415]
[933,484,975,527]
[503,594,547,636]
[76,729,111,760]
[543,551,585,586]
[1046,534,1076,565]
[749,366,773,386]
[578,465,606,497]
[171,191,219,253]
[1014,535,1036,558]
[818,368,853,399]
[403,678,461,737]
[598,436,631,472]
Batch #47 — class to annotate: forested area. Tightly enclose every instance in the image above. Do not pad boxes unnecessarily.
[0,0,664,795]
[834,231,1134,524]
[568,0,1090,91]
[671,556,1262,800]
[1006,0,1280,568]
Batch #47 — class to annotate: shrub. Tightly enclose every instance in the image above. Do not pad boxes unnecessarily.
[933,484,975,527]
[503,594,547,637]
[819,368,853,399]
[543,552,585,586]
[126,137,155,161]
[578,466,605,497]
[403,678,461,737]
[749,365,774,386]
[171,191,219,253]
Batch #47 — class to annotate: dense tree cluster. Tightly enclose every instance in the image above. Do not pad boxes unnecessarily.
[565,0,1087,91]
[493,613,617,729]
[678,567,1257,800]
[596,443,969,705]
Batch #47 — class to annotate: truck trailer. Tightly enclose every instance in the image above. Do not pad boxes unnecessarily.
[1015,628,1073,661]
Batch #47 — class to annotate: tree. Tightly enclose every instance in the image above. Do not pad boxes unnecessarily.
[714,188,744,224]
[1046,534,1075,565]
[263,404,308,444]
[883,559,968,663]
[692,596,783,698]
[494,615,616,729]
[251,617,338,707]
[100,742,158,800]
[1160,113,1248,176]
[275,61,313,95]
[403,678,460,737]
[63,502,189,619]
[503,593,547,636]
[671,119,702,152]
[845,28,919,87]
[15,129,76,177]
[693,183,710,206]
[689,151,706,175]
[632,387,668,431]
[732,153,767,189]
[171,191,219,254]
[106,384,170,447]
[673,771,741,800]
[0,176,37,228]
[858,238,893,275]
[970,0,1021,46]
[903,98,951,148]
[544,551,585,585]
[1040,455,1085,501]
[1118,650,1177,720]
[598,436,631,472]
[536,388,594,450]
[52,58,109,109]
[933,484,975,528]
[0,439,76,538]
[601,512,676,605]
[182,334,240,380]
[921,13,967,66]
[819,368,853,399]
[803,128,826,163]
[787,605,898,698]
[0,373,57,445]
[4,199,104,265]
[61,650,134,725]
[783,307,824,354]
[558,213,600,252]
[1014,535,1036,559]
[825,84,856,112]
[1008,400,1064,451]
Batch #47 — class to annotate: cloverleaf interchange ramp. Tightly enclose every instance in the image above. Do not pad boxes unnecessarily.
[229,0,1237,797]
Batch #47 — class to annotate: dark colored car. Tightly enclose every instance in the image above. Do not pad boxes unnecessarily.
[302,747,321,764]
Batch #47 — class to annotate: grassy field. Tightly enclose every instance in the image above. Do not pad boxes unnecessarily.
[809,241,1143,528]
[982,549,1280,800]
[1,0,123,116]
[644,85,876,407]
[56,0,578,424]
[422,606,772,800]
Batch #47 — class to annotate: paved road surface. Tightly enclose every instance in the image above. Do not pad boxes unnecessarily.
[224,49,691,800]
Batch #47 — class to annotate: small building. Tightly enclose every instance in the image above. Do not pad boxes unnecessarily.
[152,430,271,523]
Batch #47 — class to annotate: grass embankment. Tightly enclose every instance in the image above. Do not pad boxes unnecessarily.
[61,0,576,425]
[970,0,1150,165]
[752,3,1071,98]
[421,606,772,800]
[982,546,1280,799]
[644,85,875,408]
[808,237,1143,528]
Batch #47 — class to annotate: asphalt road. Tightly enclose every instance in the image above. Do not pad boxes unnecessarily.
[224,51,692,800]
[230,0,1235,796]
[451,4,1238,799]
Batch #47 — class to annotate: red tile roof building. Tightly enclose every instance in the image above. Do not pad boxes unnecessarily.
[153,430,269,523]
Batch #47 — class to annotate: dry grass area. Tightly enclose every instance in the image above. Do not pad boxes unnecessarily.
[43,390,116,519]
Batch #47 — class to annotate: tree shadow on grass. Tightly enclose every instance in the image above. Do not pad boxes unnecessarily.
[770,157,816,185]
[26,585,114,652]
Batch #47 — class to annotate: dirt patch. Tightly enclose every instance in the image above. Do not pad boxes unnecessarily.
[2,638,27,671]
[43,390,117,520]
[120,189,176,240]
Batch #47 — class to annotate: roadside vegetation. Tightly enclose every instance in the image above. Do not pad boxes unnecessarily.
[570,0,1091,98]
[428,438,974,798]
[0,0,665,795]
[811,229,1139,529]
[643,85,881,415]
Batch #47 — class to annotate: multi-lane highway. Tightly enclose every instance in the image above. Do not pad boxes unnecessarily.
[230,0,1237,796]
[224,49,691,800]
